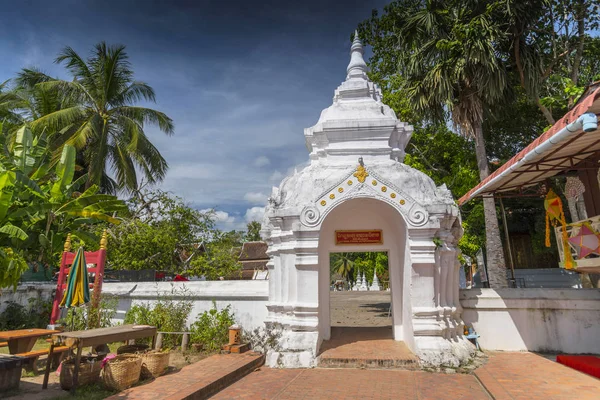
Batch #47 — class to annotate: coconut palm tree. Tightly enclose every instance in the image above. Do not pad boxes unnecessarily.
[28,42,174,193]
[391,1,509,287]
[0,80,23,131]
[330,252,355,284]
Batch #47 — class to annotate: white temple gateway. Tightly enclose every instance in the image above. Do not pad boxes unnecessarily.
[261,33,474,368]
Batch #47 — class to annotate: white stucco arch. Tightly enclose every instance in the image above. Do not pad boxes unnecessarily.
[261,33,475,368]
[317,197,413,349]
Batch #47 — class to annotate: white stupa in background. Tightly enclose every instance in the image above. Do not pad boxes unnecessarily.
[359,271,368,291]
[370,271,381,291]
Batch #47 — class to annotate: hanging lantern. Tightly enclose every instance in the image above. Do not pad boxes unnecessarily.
[544,189,574,269]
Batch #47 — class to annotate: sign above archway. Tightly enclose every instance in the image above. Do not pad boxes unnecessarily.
[335,230,382,245]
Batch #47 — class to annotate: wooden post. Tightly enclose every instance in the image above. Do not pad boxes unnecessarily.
[71,342,83,394]
[155,333,163,350]
[151,333,157,350]
[42,344,55,389]
[181,333,189,352]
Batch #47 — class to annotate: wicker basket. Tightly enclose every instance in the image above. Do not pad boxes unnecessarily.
[60,359,102,390]
[140,351,170,379]
[116,344,149,355]
[102,354,142,391]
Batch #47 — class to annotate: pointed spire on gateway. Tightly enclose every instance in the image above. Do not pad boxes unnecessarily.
[346,30,368,80]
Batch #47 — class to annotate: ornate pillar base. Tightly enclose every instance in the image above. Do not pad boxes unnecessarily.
[414,336,476,368]
[265,326,319,368]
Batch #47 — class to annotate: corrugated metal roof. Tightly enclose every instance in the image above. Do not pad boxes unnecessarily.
[458,87,600,205]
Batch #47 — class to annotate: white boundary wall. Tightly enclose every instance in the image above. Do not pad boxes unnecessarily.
[4,284,599,355]
[0,281,269,332]
[104,281,269,331]
[460,288,600,354]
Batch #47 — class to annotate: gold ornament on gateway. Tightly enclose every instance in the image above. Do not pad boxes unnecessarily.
[329,194,335,199]
[381,186,387,192]
[347,180,353,185]
[321,200,327,206]
[400,199,406,205]
[353,164,369,183]
[372,180,377,186]
[338,187,344,193]
[391,193,396,199]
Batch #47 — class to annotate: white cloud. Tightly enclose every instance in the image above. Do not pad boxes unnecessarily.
[244,192,267,204]
[254,156,270,167]
[269,170,284,183]
[200,209,236,225]
[245,207,265,223]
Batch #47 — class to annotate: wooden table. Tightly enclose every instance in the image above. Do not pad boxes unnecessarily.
[43,324,157,393]
[0,329,58,354]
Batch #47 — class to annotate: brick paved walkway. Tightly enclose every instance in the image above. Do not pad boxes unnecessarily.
[105,352,263,400]
[476,352,600,400]
[212,352,600,399]
[212,368,489,399]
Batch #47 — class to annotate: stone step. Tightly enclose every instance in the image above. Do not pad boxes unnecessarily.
[317,327,419,370]
[317,355,419,369]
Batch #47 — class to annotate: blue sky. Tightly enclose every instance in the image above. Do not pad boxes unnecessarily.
[0,0,390,230]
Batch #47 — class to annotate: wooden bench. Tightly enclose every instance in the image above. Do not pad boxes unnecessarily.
[0,342,7,348]
[16,346,70,374]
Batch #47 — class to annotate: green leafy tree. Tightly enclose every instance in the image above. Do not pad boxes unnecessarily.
[107,189,214,272]
[245,221,262,242]
[353,252,389,286]
[506,0,600,122]
[25,42,174,193]
[189,230,243,280]
[360,1,510,287]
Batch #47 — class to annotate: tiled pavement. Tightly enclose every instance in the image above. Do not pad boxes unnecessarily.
[212,368,489,399]
[475,352,600,400]
[213,352,600,399]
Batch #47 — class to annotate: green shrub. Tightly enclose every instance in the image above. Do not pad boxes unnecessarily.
[58,295,119,331]
[0,297,53,330]
[0,302,29,330]
[124,287,193,348]
[190,302,235,352]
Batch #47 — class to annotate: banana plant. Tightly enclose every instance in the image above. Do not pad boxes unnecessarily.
[0,126,126,289]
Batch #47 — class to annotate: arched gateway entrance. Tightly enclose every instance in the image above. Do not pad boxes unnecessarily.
[318,198,409,347]
[261,32,474,368]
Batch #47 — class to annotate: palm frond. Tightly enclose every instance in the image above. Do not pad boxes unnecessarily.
[110,81,156,106]
[112,106,174,135]
[30,106,86,134]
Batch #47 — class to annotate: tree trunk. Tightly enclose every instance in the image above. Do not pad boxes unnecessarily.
[570,0,585,86]
[473,121,508,288]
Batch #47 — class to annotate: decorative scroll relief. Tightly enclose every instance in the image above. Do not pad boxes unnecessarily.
[299,164,429,228]
[300,205,320,227]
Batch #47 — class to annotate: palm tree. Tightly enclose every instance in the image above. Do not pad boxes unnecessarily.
[0,80,23,131]
[391,1,508,287]
[28,42,174,193]
[330,252,355,284]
